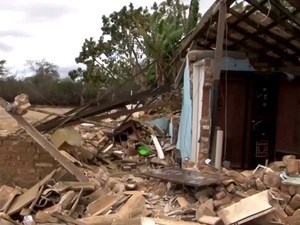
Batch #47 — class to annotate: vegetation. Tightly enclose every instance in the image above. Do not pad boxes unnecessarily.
[0,60,7,78]
[1,0,201,105]
[71,0,200,88]
[0,59,140,106]
[0,59,94,105]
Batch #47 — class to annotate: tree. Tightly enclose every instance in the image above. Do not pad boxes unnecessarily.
[25,59,60,81]
[24,59,61,100]
[0,60,7,78]
[73,0,200,88]
[186,0,200,33]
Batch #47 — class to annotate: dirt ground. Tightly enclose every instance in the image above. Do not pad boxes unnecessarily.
[0,106,72,132]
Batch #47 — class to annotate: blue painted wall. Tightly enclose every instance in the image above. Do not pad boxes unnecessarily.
[176,55,254,160]
[176,58,192,159]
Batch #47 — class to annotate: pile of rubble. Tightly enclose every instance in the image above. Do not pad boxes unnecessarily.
[1,95,300,225]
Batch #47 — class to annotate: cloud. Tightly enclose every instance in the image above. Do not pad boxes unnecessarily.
[0,43,13,52]
[0,0,75,23]
[59,66,76,77]
[0,30,30,38]
[22,3,76,23]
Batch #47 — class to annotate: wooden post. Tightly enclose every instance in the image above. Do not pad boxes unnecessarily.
[215,130,224,170]
[210,0,227,164]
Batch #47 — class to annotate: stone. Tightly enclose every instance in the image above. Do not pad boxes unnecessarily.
[196,199,216,220]
[281,184,289,193]
[255,178,266,191]
[213,196,231,208]
[293,208,300,216]
[226,183,236,193]
[195,188,215,204]
[263,172,281,188]
[227,170,249,184]
[289,194,300,210]
[283,155,296,165]
[213,191,226,200]
[286,158,299,176]
[285,205,295,216]
[289,186,297,196]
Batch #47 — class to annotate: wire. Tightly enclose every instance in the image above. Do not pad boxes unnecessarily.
[260,0,271,22]
[224,0,229,160]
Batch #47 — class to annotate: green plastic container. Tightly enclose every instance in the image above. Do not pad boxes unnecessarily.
[137,145,150,156]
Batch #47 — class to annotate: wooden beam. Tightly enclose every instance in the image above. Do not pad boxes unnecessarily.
[226,22,300,65]
[213,0,227,80]
[35,86,171,132]
[228,8,300,55]
[244,0,300,38]
[210,0,227,168]
[176,0,236,58]
[207,29,287,67]
[231,0,269,26]
[269,0,300,28]
[0,97,89,182]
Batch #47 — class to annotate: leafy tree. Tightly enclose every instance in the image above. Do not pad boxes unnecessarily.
[25,59,60,82]
[186,0,200,33]
[73,0,200,88]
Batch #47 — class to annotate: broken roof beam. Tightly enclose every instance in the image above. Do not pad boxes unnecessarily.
[226,22,299,65]
[244,0,300,38]
[143,167,221,187]
[0,97,89,183]
[178,0,236,56]
[35,85,171,133]
[228,8,300,55]
[231,0,269,26]
[269,0,300,28]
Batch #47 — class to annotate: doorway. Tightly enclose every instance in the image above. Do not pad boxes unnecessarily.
[216,72,279,169]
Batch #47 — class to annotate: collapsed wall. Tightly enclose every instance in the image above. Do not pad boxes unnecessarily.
[0,134,58,188]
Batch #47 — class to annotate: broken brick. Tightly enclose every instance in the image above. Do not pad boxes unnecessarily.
[290,194,300,210]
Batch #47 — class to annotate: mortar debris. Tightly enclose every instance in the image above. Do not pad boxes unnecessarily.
[0,95,300,225]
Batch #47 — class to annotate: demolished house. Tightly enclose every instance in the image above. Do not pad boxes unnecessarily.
[0,0,300,224]
[177,0,300,169]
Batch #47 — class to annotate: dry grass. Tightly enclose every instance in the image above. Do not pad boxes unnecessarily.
[0,106,72,132]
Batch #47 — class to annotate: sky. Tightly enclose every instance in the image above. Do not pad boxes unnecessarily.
[0,0,214,76]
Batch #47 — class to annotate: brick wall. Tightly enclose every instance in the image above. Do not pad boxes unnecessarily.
[0,134,58,188]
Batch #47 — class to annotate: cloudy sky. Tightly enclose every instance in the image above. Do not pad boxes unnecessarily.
[0,0,214,76]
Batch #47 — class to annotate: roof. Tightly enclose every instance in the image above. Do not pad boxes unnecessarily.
[179,0,300,73]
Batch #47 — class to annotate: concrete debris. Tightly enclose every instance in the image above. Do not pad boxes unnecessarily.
[3,95,300,225]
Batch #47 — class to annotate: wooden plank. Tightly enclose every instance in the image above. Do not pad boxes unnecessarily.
[151,135,165,160]
[35,86,170,132]
[143,167,220,187]
[198,216,221,225]
[0,97,89,183]
[118,192,145,218]
[141,217,202,225]
[86,195,123,217]
[217,190,273,225]
[213,0,226,80]
[210,1,227,164]
[7,170,56,215]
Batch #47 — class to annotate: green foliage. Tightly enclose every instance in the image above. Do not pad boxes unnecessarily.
[186,0,200,33]
[74,0,200,88]
[0,59,93,106]
[25,59,60,85]
[0,59,141,106]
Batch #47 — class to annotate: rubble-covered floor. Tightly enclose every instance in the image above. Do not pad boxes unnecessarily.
[0,97,300,225]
